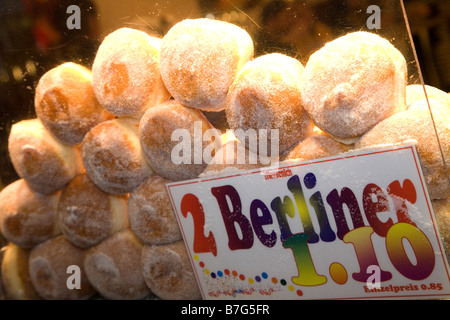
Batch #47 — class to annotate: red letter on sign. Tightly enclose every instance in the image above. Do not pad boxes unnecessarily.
[387,179,417,227]
[181,193,217,256]
[363,183,392,237]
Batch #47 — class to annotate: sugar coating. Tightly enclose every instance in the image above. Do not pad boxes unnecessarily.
[57,174,129,249]
[92,28,171,118]
[226,53,313,154]
[8,119,83,195]
[128,175,181,245]
[0,179,61,249]
[34,62,114,146]
[82,118,153,195]
[140,241,202,300]
[28,235,95,300]
[301,32,407,144]
[356,100,450,200]
[139,100,215,181]
[83,229,150,300]
[160,18,254,111]
[406,84,450,109]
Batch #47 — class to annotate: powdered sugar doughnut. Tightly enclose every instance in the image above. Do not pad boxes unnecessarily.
[406,84,450,109]
[83,229,150,300]
[57,174,129,249]
[34,62,114,146]
[139,100,217,181]
[92,28,170,118]
[301,31,407,144]
[8,119,83,194]
[128,175,181,245]
[29,235,95,300]
[281,132,347,162]
[141,241,202,300]
[227,53,313,155]
[82,118,153,195]
[0,179,60,249]
[160,18,254,111]
[1,243,40,300]
[356,100,450,200]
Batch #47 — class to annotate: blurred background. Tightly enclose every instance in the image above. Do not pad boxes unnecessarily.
[0,0,449,187]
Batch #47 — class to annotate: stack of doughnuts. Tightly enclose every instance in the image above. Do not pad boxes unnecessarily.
[0,14,449,300]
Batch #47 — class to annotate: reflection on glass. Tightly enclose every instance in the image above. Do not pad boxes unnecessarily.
[0,0,439,186]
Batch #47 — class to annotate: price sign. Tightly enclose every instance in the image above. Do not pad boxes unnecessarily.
[167,144,450,299]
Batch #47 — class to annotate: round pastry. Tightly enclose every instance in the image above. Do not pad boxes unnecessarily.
[281,131,347,162]
[83,229,150,300]
[139,100,217,181]
[301,31,407,144]
[200,131,271,177]
[0,179,60,249]
[34,62,114,146]
[8,118,83,195]
[92,27,171,118]
[141,240,202,300]
[432,197,450,264]
[355,99,450,200]
[406,84,450,109]
[57,174,129,249]
[28,235,96,300]
[128,175,182,245]
[226,53,314,154]
[81,118,153,195]
[160,18,254,111]
[1,243,40,300]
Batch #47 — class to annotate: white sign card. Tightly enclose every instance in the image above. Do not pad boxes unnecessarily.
[167,144,450,300]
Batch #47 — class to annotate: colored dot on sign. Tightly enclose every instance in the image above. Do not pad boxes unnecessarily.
[261,272,268,279]
[329,262,348,285]
[232,270,238,277]
[248,278,254,284]
[288,285,294,291]
[194,255,199,261]
[204,269,210,275]
[304,172,316,189]
[272,277,278,284]
[297,290,303,296]
[211,272,217,279]
[224,269,230,275]
[255,276,261,282]
[217,271,223,277]
[280,279,287,286]
[239,274,245,281]
[199,261,205,268]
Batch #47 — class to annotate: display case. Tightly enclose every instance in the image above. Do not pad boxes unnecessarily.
[0,0,449,301]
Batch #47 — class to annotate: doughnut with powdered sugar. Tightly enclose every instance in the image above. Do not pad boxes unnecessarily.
[34,62,114,146]
[0,179,60,249]
[301,31,407,145]
[57,174,129,249]
[81,118,153,195]
[92,27,171,119]
[160,18,253,111]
